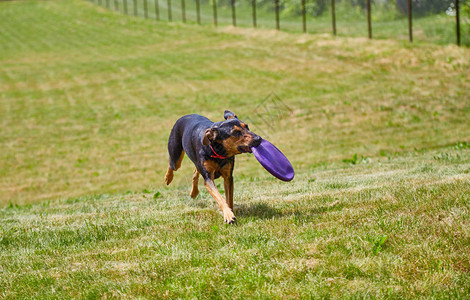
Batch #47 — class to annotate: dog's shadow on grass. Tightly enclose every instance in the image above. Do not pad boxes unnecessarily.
[234,201,343,221]
[184,192,342,221]
[235,202,283,219]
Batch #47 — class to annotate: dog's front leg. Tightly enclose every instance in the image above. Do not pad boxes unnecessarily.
[190,168,199,198]
[223,176,234,210]
[204,179,236,224]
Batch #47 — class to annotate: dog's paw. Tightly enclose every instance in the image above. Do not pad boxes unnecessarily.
[223,210,236,224]
[190,188,199,198]
[164,170,173,185]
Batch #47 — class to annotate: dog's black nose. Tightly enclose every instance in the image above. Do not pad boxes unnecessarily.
[252,135,262,147]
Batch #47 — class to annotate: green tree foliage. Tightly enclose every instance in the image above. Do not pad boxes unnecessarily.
[395,0,454,16]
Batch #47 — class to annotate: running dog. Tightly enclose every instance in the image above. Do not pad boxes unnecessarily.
[165,110,262,224]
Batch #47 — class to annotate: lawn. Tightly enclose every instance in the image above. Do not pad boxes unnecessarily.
[0,0,469,298]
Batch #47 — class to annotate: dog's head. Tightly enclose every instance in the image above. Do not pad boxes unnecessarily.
[202,110,262,156]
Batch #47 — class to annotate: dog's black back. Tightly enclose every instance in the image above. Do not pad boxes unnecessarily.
[167,114,213,169]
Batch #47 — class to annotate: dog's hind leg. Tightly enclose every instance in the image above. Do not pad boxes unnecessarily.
[190,168,199,198]
[165,149,184,185]
[165,168,174,185]
[165,128,185,185]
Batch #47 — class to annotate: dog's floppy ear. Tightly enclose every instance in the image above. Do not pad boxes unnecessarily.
[202,128,218,146]
[224,110,237,120]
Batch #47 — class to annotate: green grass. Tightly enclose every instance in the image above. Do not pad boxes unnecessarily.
[1,0,470,298]
[1,148,470,298]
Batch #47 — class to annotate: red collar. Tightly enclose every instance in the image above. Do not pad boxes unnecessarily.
[209,144,227,159]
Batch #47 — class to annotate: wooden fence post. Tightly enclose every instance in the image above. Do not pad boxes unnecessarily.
[231,0,236,27]
[196,0,201,24]
[144,0,148,18]
[367,0,371,39]
[331,0,336,36]
[408,0,413,42]
[274,0,280,30]
[167,0,172,21]
[456,0,461,46]
[155,0,160,20]
[181,0,186,23]
[252,0,257,28]
[213,0,218,26]
[302,0,306,33]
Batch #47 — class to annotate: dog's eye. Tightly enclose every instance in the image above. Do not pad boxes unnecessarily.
[245,125,250,131]
[232,130,242,137]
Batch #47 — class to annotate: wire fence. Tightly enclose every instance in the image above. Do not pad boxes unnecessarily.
[90,0,469,46]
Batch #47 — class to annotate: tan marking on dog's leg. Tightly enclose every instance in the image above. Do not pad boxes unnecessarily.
[165,150,185,185]
[174,150,185,171]
[164,167,174,185]
[204,179,236,224]
[223,176,234,210]
[190,168,199,198]
[220,162,234,210]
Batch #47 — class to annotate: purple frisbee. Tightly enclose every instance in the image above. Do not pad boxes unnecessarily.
[251,139,294,182]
